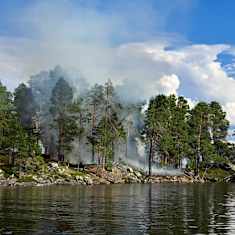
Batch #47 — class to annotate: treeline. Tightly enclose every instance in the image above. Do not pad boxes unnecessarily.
[0,78,126,168]
[144,95,231,175]
[0,74,234,175]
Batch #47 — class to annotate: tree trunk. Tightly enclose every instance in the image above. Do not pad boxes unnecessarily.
[9,150,15,166]
[78,112,83,164]
[148,139,153,176]
[111,141,114,162]
[102,155,105,170]
[58,120,64,162]
[195,114,202,176]
[91,104,96,163]
[92,144,95,163]
[125,139,128,159]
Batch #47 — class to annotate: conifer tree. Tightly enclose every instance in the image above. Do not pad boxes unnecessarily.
[86,84,105,163]
[50,78,81,161]
[14,83,40,156]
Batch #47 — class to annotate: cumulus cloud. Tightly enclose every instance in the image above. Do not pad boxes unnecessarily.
[117,41,235,124]
[1,0,235,125]
[223,102,235,125]
[156,74,180,95]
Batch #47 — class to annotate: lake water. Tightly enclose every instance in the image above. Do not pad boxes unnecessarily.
[0,183,235,234]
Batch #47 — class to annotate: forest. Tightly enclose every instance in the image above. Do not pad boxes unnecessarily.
[0,66,234,176]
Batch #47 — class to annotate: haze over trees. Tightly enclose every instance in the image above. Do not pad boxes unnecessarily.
[0,67,234,175]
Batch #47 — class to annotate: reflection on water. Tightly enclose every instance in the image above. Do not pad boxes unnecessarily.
[0,183,235,234]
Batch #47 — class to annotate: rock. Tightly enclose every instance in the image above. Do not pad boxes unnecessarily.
[32,175,51,184]
[124,174,141,183]
[127,167,134,173]
[7,178,16,186]
[111,167,124,183]
[134,171,142,179]
[89,174,110,184]
[32,175,39,182]
[55,179,66,184]
[75,175,84,181]
[0,162,207,187]
[58,168,65,174]
[84,176,93,185]
[97,178,111,184]
[228,163,235,172]
[49,162,59,169]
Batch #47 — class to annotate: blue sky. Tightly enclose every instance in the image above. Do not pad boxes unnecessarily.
[167,1,235,45]
[1,0,235,45]
[1,0,235,129]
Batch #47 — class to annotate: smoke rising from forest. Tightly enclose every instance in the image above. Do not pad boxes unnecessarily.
[28,68,136,171]
[28,66,188,175]
[0,1,233,176]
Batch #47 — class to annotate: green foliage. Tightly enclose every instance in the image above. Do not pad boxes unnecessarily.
[144,95,191,167]
[209,101,229,142]
[0,81,14,149]
[13,83,41,156]
[85,80,126,165]
[0,81,41,166]
[95,109,126,165]
[202,168,231,181]
[188,101,229,173]
[14,83,37,129]
[144,94,230,174]
[86,84,106,151]
[50,78,82,158]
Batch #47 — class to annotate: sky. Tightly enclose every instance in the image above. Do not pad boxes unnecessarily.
[1,0,235,129]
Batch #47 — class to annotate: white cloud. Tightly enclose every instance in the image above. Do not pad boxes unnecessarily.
[157,74,180,95]
[223,102,235,125]
[116,42,235,125]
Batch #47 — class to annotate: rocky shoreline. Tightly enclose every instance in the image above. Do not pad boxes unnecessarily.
[0,161,208,187]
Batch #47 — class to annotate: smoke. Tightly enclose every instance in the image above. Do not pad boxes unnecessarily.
[123,158,184,176]
[27,65,189,176]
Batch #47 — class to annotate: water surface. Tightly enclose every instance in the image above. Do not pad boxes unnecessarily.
[0,183,235,234]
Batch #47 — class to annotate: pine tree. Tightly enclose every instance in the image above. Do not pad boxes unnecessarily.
[0,81,14,152]
[95,109,126,168]
[14,83,37,130]
[170,96,191,168]
[92,80,126,167]
[209,101,229,143]
[14,83,40,156]
[143,95,168,175]
[86,84,105,163]
[50,77,81,161]
[0,82,33,164]
[189,102,213,175]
